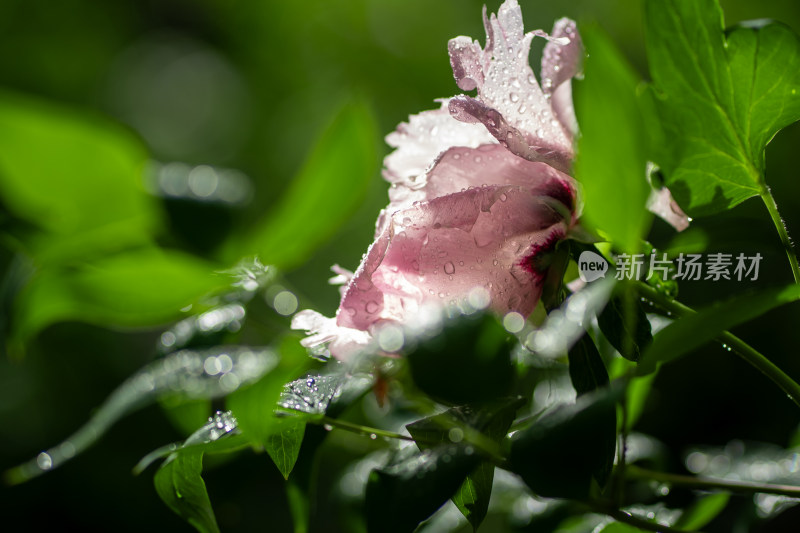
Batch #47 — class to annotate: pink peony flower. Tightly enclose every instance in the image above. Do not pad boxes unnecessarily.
[292,0,686,360]
[293,0,582,360]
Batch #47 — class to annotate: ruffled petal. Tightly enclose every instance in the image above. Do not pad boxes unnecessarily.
[447,0,574,156]
[448,95,572,173]
[291,309,372,361]
[336,185,569,332]
[383,100,495,191]
[541,18,583,138]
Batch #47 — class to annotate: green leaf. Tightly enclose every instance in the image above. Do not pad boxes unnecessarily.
[597,523,647,533]
[265,417,306,480]
[5,347,277,485]
[0,90,156,262]
[406,312,515,405]
[574,26,651,252]
[9,247,226,350]
[154,451,220,533]
[568,333,610,396]
[364,444,480,533]
[226,336,311,451]
[406,399,523,531]
[225,100,378,269]
[645,0,800,215]
[638,284,800,374]
[509,386,621,499]
[134,410,247,475]
[597,289,653,362]
[674,492,730,530]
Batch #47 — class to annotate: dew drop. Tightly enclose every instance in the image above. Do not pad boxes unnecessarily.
[444,261,455,275]
[36,452,53,471]
[509,92,519,103]
[365,301,379,313]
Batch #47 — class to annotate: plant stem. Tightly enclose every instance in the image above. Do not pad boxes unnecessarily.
[627,465,800,499]
[317,416,507,464]
[318,416,417,443]
[761,187,800,284]
[636,282,800,408]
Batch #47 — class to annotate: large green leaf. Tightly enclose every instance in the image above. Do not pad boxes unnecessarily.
[574,27,651,252]
[225,100,378,268]
[154,451,219,533]
[406,399,523,531]
[9,247,226,349]
[0,90,156,262]
[645,0,800,215]
[639,284,800,374]
[509,386,621,499]
[364,444,480,533]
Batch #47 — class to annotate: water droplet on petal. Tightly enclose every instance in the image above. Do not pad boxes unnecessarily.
[444,262,455,274]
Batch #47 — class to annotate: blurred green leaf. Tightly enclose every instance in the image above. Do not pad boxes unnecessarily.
[598,523,646,533]
[568,333,610,396]
[265,417,306,480]
[364,444,480,533]
[674,492,730,530]
[154,451,220,533]
[5,347,277,485]
[0,90,156,262]
[575,26,651,252]
[406,312,515,405]
[639,284,800,374]
[598,289,653,362]
[625,371,657,432]
[509,386,621,499]
[406,399,523,531]
[10,247,226,349]
[645,0,800,215]
[226,100,378,269]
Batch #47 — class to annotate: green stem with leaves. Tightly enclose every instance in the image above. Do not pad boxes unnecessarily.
[636,282,800,408]
[761,187,800,284]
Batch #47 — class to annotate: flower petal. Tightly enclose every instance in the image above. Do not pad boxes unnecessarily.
[383,100,494,191]
[336,185,569,332]
[647,187,690,231]
[447,0,574,155]
[421,143,576,215]
[291,309,372,360]
[448,95,572,174]
[541,18,583,138]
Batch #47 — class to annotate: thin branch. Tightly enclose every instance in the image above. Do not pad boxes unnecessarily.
[628,465,800,499]
[761,187,800,284]
[636,282,800,408]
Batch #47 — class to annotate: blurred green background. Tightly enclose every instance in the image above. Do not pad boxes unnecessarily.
[1,0,800,531]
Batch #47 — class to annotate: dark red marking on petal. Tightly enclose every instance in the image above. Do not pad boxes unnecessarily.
[518,229,565,280]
